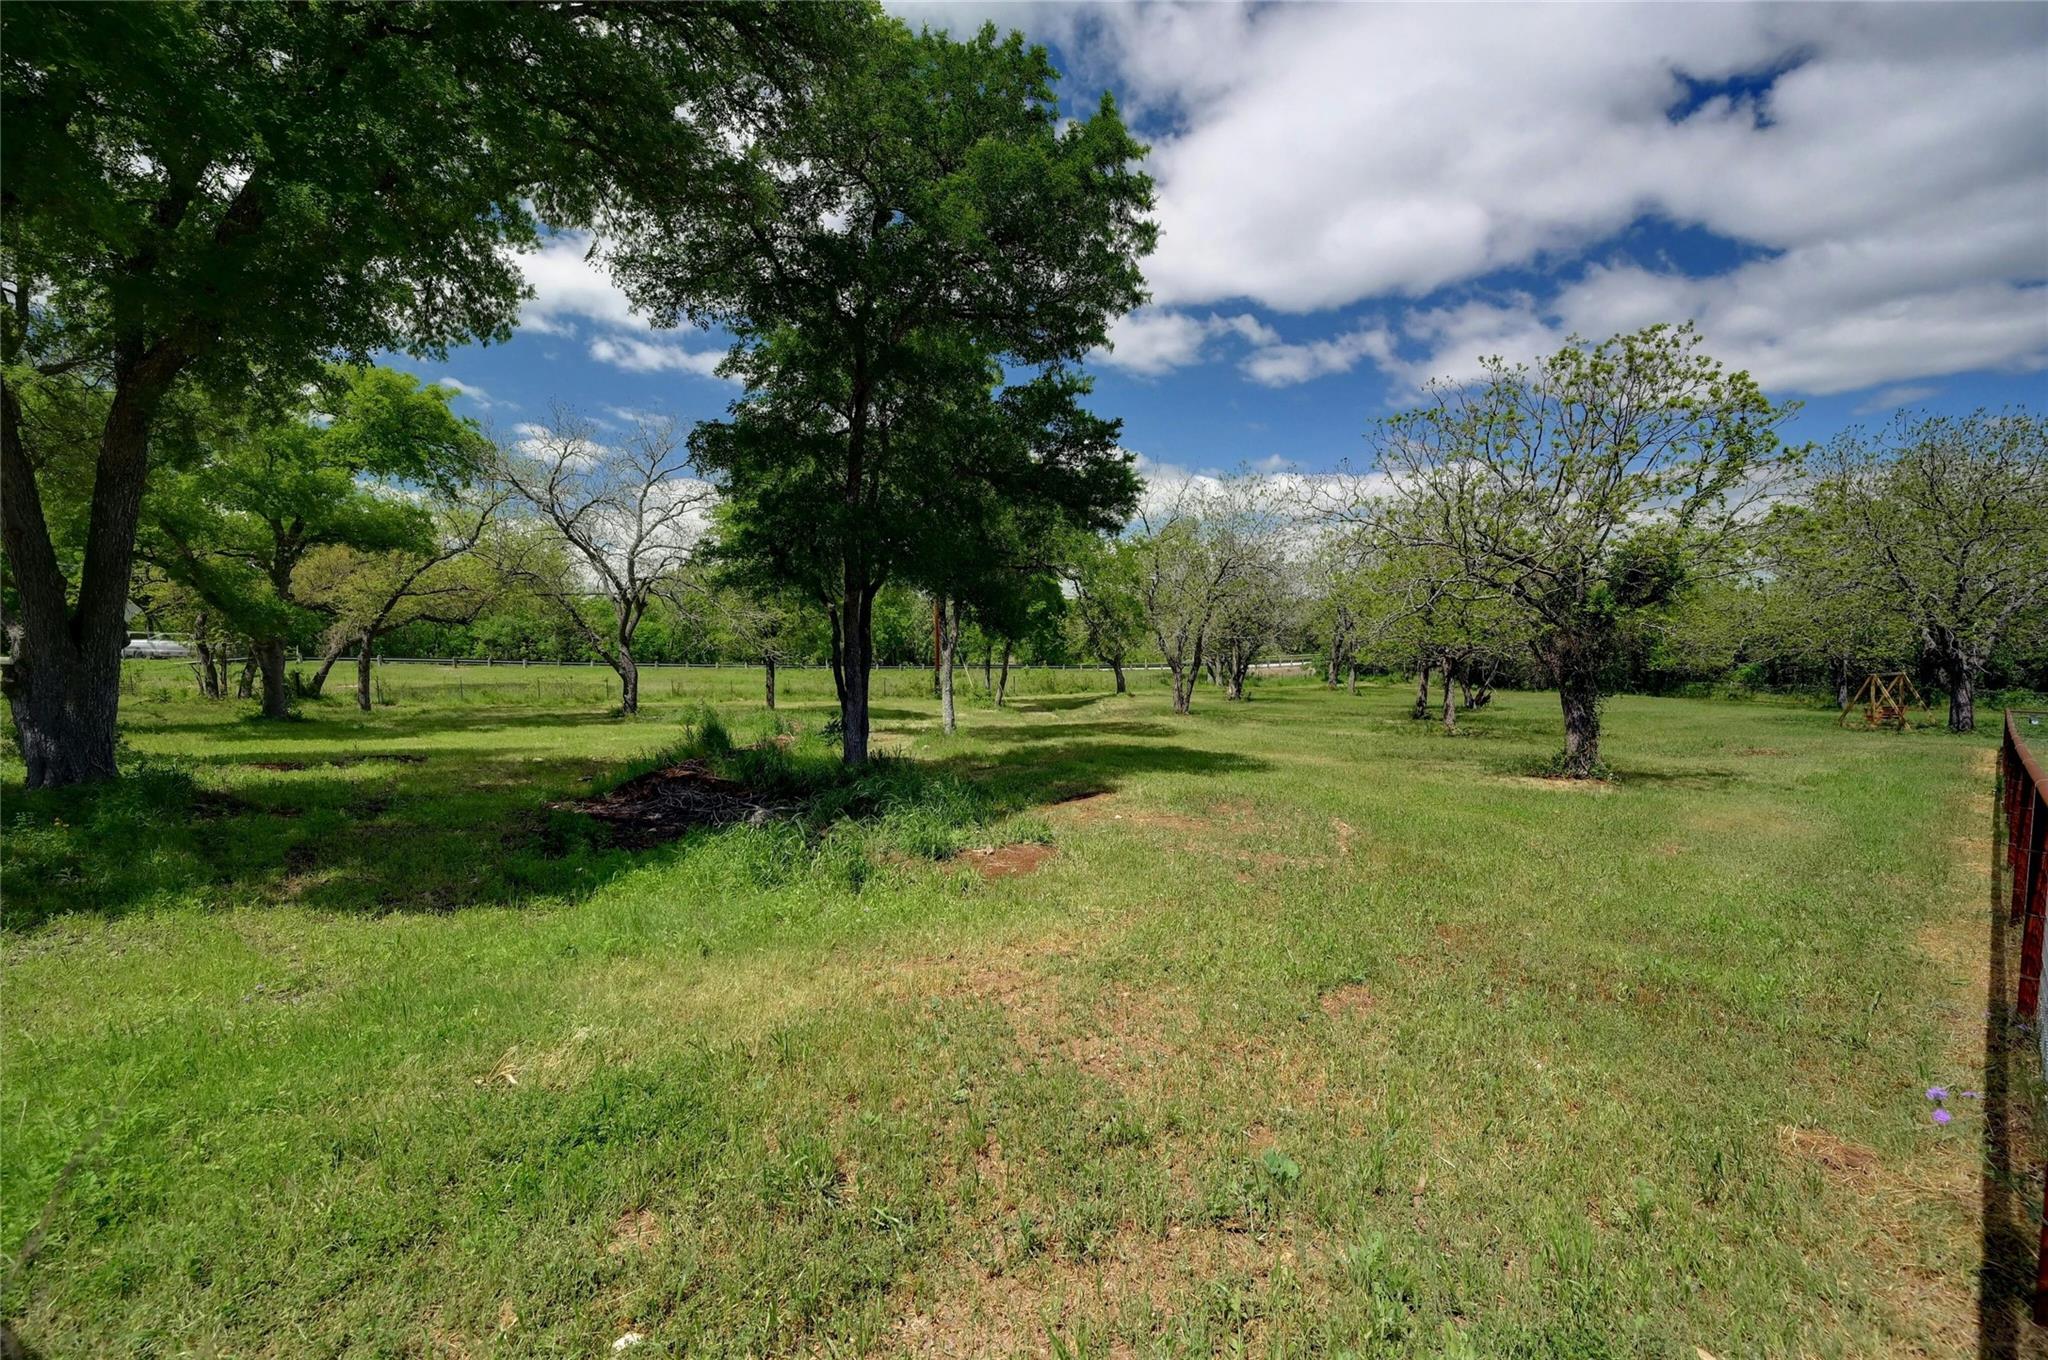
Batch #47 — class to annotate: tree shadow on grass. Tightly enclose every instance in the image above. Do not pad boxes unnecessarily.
[960,720,1180,745]
[1003,693,1118,714]
[928,740,1267,812]
[134,707,649,741]
[2,718,1269,932]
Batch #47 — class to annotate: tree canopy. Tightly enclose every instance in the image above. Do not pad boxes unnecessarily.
[612,17,1154,762]
[1,0,853,784]
[1368,323,1802,775]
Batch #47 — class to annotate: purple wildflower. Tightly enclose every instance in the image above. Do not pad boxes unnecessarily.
[1926,1086,1948,1101]
[1933,1108,1952,1125]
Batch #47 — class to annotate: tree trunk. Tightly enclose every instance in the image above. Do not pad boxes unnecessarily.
[1833,657,1852,712]
[1169,659,1195,715]
[616,645,639,716]
[827,607,848,711]
[195,643,222,699]
[837,580,874,765]
[306,638,350,697]
[1110,658,1126,695]
[1457,667,1474,710]
[763,653,777,710]
[937,597,958,734]
[3,638,122,785]
[255,637,291,719]
[1442,662,1458,735]
[194,614,224,700]
[1946,654,1975,733]
[0,356,179,787]
[1347,662,1359,696]
[996,640,1012,708]
[1413,662,1431,718]
[352,635,373,712]
[981,642,992,697]
[236,652,257,699]
[1556,666,1602,777]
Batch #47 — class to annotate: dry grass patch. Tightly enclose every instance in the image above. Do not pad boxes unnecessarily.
[884,1222,1314,1358]
[1503,775,1617,794]
[605,1207,665,1258]
[1044,790,1208,832]
[1318,982,1376,1019]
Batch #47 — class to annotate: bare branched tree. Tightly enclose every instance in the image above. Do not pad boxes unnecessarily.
[498,408,712,714]
[1131,473,1291,715]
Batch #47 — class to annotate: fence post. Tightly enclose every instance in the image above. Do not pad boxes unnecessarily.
[2021,798,2048,1017]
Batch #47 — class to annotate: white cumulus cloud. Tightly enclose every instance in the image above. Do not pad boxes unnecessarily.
[586,336,730,380]
[1059,2,2047,398]
[1092,308,1278,376]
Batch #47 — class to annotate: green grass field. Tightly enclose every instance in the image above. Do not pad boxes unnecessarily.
[2,663,2033,1357]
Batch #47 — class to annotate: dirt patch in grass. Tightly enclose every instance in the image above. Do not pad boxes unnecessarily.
[605,1208,664,1257]
[557,760,797,849]
[1063,987,1187,1091]
[887,1223,1311,1356]
[957,843,1055,879]
[1233,850,1298,882]
[1332,818,1356,856]
[1778,1125,1881,1179]
[249,760,309,772]
[1318,983,1375,1019]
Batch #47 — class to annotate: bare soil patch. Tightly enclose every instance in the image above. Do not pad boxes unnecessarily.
[605,1208,664,1257]
[1332,818,1356,856]
[1319,982,1376,1019]
[557,761,796,848]
[958,843,1055,879]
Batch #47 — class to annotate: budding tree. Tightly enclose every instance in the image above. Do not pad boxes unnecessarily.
[1371,324,1799,776]
[1130,473,1288,714]
[1806,408,2048,732]
[294,489,505,711]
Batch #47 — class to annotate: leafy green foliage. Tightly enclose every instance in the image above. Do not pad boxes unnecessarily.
[1804,407,2048,730]
[0,0,853,783]
[141,366,487,649]
[1373,323,1804,773]
[611,14,1153,759]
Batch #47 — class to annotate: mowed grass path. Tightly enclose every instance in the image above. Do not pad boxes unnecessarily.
[1,666,2026,1357]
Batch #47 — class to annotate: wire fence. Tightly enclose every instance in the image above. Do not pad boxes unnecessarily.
[1996,709,2048,1325]
[124,649,1315,674]
[352,656,1314,672]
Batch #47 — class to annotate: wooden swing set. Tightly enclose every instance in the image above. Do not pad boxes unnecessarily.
[1840,671,1928,730]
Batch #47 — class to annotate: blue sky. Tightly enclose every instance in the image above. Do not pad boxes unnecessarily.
[399,2,2048,479]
